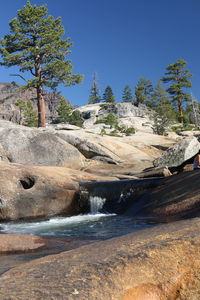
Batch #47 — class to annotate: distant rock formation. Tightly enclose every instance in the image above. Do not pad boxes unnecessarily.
[76,102,155,133]
[0,82,68,123]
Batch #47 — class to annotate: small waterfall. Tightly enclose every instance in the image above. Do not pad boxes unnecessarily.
[89,196,106,214]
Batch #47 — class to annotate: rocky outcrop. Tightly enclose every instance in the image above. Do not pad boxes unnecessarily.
[0,162,116,221]
[76,102,155,133]
[55,130,123,163]
[55,130,176,171]
[153,136,200,168]
[0,118,179,173]
[0,123,85,169]
[0,82,67,123]
[0,218,199,299]
[0,120,179,173]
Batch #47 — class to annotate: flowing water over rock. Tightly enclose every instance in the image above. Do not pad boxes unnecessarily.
[0,195,158,240]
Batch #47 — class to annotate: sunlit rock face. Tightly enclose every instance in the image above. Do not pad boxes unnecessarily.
[0,162,116,221]
[0,218,199,299]
[0,118,179,177]
[76,102,154,133]
[153,136,200,168]
[0,122,85,169]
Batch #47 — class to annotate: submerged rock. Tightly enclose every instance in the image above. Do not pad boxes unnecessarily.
[0,234,94,255]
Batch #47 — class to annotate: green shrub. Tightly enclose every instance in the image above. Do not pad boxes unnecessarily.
[95,113,118,128]
[124,127,135,135]
[107,130,122,137]
[116,125,135,135]
[69,110,84,127]
[182,124,199,131]
[100,128,107,135]
[54,98,84,127]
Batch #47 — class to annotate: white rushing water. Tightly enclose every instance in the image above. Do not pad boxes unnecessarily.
[0,213,111,235]
[89,196,106,214]
[0,196,112,236]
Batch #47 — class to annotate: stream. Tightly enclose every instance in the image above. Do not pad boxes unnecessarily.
[0,196,158,240]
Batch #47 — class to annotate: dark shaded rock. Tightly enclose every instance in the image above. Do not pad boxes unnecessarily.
[80,178,162,214]
[140,170,200,219]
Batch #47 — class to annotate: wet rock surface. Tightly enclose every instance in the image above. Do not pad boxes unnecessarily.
[0,234,95,275]
[0,218,199,299]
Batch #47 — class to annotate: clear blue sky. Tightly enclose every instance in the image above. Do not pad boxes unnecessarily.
[0,0,200,106]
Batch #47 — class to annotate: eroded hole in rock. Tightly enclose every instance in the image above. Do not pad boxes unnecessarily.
[20,177,35,189]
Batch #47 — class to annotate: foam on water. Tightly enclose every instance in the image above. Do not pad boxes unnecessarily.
[0,196,117,238]
[0,213,112,235]
[89,196,106,214]
[0,196,155,239]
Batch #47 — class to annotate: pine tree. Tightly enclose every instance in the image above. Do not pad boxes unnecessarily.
[151,80,176,120]
[15,98,27,124]
[134,77,153,106]
[0,1,83,127]
[103,86,115,103]
[88,73,101,104]
[55,98,84,127]
[55,97,72,123]
[23,100,38,127]
[15,99,38,126]
[162,58,192,123]
[122,85,133,102]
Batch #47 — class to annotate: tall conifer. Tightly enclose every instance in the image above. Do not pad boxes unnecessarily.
[162,59,192,123]
[134,77,153,106]
[122,85,133,102]
[0,1,83,127]
[103,86,115,103]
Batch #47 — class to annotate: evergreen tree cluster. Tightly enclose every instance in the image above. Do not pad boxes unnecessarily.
[54,97,84,127]
[89,58,195,130]
[0,1,198,130]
